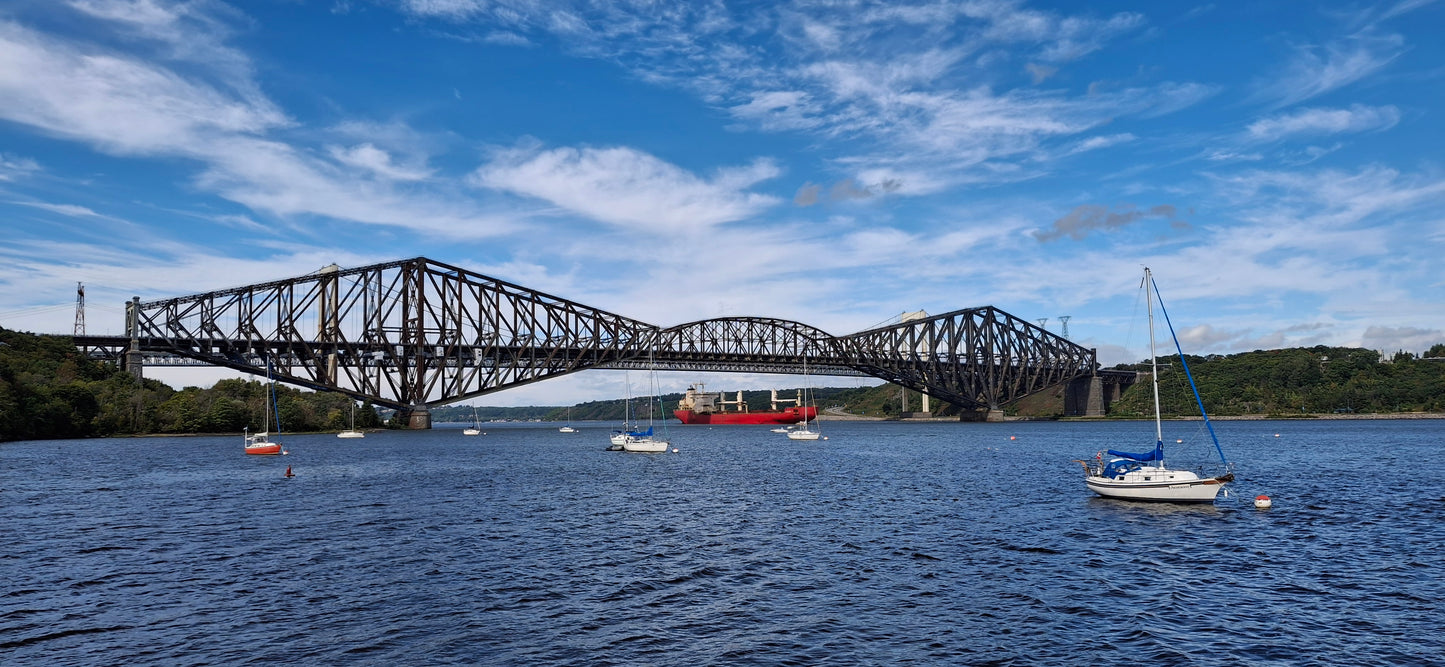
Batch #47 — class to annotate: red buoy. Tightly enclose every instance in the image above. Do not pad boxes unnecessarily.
[284,465,294,478]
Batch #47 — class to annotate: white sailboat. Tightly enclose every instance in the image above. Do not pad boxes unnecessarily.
[610,372,643,448]
[1079,267,1234,503]
[559,407,576,433]
[785,353,822,441]
[463,406,482,436]
[622,356,670,453]
[338,401,365,438]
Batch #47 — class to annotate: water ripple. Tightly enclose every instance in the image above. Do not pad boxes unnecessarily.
[3,420,1443,665]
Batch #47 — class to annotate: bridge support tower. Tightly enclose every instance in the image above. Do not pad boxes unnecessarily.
[124,296,144,383]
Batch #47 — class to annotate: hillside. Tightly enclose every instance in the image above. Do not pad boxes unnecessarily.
[1105,346,1445,417]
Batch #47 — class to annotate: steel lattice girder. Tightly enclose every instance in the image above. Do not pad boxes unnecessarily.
[117,257,1097,410]
[840,306,1097,410]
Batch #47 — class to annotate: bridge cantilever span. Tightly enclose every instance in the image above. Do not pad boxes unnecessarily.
[74,256,1103,426]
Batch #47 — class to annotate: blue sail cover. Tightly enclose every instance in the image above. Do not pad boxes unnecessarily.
[626,426,653,437]
[1107,442,1163,462]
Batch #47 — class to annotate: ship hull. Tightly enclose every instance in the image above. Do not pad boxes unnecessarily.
[674,407,817,425]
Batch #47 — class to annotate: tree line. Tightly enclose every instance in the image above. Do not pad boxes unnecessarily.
[0,328,381,442]
[1106,345,1445,417]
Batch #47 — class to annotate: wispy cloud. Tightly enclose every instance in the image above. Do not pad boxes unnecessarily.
[470,143,781,231]
[1247,104,1400,141]
[1255,32,1404,108]
[14,201,103,217]
[0,153,41,181]
[327,143,433,182]
[389,2,1185,189]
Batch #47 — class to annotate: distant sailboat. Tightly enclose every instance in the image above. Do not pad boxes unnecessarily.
[245,361,287,455]
[464,407,482,436]
[785,353,822,441]
[338,401,365,438]
[559,407,577,433]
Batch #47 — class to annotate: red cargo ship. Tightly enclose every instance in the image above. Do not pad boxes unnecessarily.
[673,384,817,425]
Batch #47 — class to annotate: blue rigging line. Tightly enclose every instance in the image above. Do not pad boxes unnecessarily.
[1150,276,1228,466]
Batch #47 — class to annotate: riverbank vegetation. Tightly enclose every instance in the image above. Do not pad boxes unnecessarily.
[1,328,381,442]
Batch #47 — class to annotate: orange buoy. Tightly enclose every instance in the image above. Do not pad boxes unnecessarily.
[1254,494,1271,509]
[1009,436,1016,441]
[284,465,294,478]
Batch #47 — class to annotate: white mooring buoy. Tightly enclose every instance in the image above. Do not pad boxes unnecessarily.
[1254,494,1272,509]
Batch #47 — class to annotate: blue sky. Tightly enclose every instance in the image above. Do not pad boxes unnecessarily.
[2,0,1443,406]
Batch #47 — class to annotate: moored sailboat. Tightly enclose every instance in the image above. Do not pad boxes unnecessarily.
[338,401,365,438]
[622,354,670,453]
[245,361,287,455]
[1078,268,1233,503]
[783,353,822,441]
[463,407,482,436]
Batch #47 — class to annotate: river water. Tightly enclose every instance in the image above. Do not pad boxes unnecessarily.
[3,419,1441,665]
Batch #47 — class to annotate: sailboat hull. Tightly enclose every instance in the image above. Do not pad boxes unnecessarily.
[622,438,669,452]
[1085,472,1234,503]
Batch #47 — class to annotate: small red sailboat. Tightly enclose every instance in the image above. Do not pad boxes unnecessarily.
[244,360,288,456]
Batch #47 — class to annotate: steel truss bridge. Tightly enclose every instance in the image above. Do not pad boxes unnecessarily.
[75,257,1100,424]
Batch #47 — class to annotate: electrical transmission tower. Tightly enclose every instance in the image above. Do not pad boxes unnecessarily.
[74,282,85,336]
[1058,315,1071,339]
[1036,317,1048,330]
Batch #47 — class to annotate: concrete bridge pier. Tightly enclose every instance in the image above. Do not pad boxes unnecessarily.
[404,405,432,429]
[959,408,1006,422]
[1065,372,1135,416]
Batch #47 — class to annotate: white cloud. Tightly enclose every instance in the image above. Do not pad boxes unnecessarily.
[0,17,513,238]
[327,143,433,182]
[470,144,781,231]
[1247,104,1400,141]
[0,21,288,155]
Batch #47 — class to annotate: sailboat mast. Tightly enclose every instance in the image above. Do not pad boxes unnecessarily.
[1145,268,1163,453]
